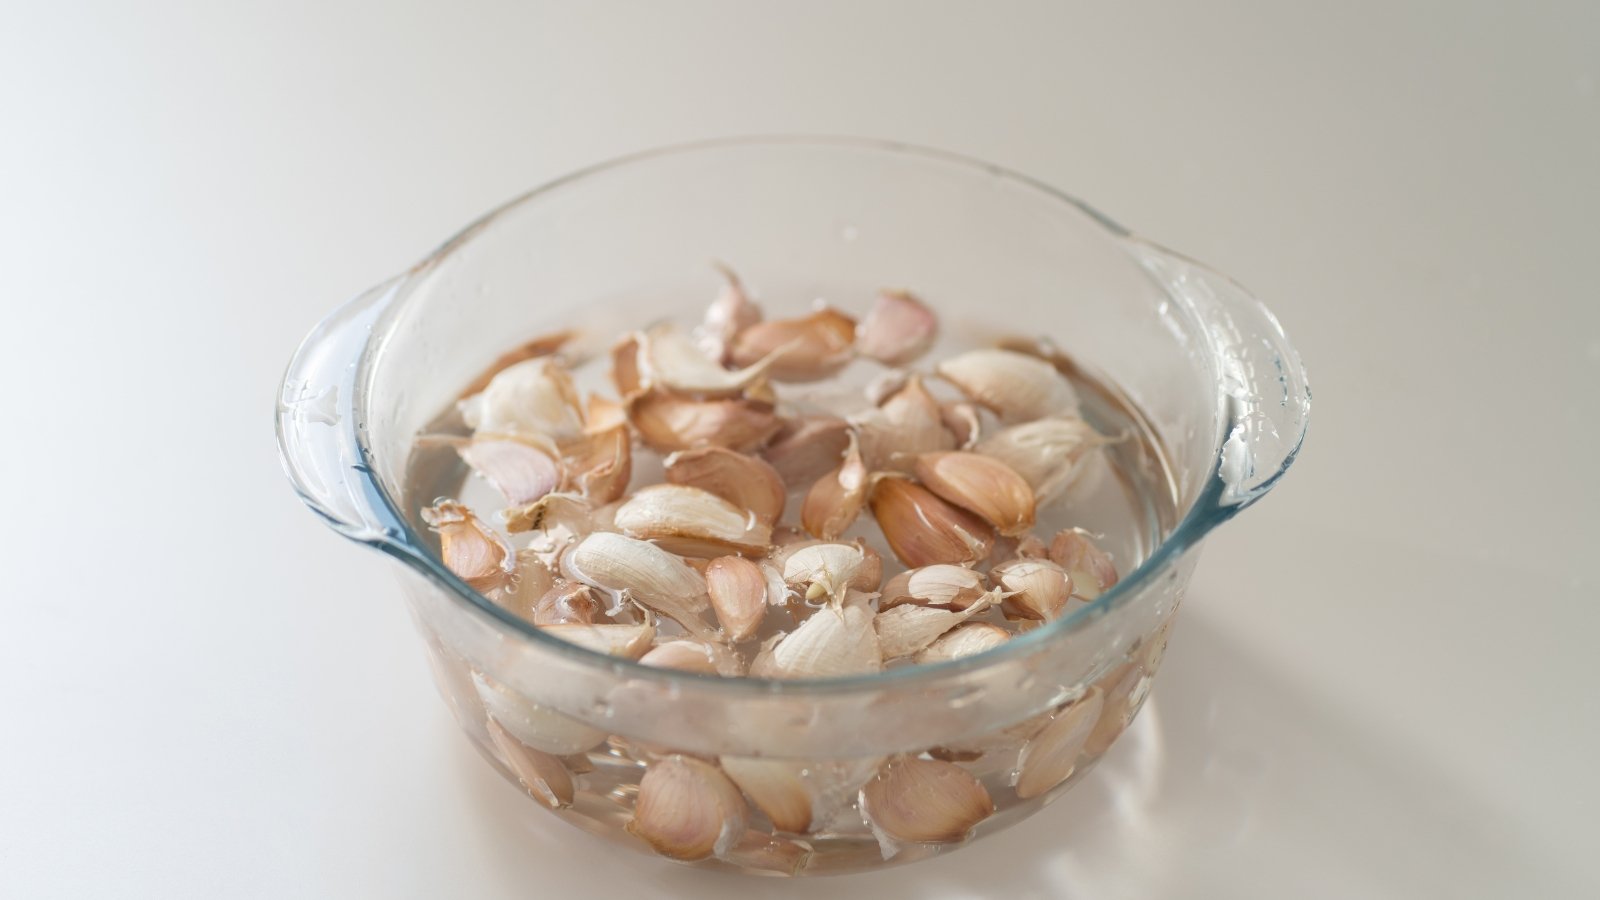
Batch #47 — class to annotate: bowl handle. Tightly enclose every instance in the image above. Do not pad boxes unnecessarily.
[1132,242,1312,515]
[275,277,409,545]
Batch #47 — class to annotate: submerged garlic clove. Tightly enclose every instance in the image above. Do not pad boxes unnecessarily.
[728,307,856,382]
[704,556,770,642]
[539,620,657,659]
[493,550,556,618]
[1085,663,1143,756]
[613,483,773,557]
[456,434,563,507]
[719,757,813,833]
[1047,528,1120,600]
[503,491,602,536]
[974,417,1107,506]
[859,755,995,845]
[697,264,764,363]
[869,477,995,568]
[760,415,853,487]
[878,564,988,610]
[561,424,632,504]
[562,532,714,636]
[749,601,881,679]
[664,446,786,527]
[472,672,609,755]
[991,559,1074,621]
[940,402,983,450]
[913,451,1036,537]
[1014,688,1104,799]
[854,375,956,472]
[628,756,750,861]
[720,832,812,876]
[936,348,1078,423]
[874,590,997,660]
[530,579,602,626]
[914,622,1011,664]
[855,289,938,366]
[799,433,868,540]
[422,501,515,592]
[641,323,783,397]
[485,716,576,810]
[639,640,733,675]
[466,357,587,441]
[626,388,781,454]
[779,541,866,603]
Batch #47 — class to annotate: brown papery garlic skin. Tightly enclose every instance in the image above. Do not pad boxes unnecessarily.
[935,348,1078,424]
[1013,688,1104,799]
[761,415,853,487]
[456,434,563,507]
[626,388,781,454]
[729,307,857,382]
[799,433,868,540]
[913,451,1037,537]
[1048,528,1120,600]
[422,501,515,593]
[665,446,786,527]
[868,477,995,568]
[628,756,750,861]
[610,333,646,396]
[855,289,938,366]
[561,423,632,504]
[859,755,995,844]
[704,555,770,642]
[486,717,576,810]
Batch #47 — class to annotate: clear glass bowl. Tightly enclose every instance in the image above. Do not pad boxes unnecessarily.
[276,137,1309,876]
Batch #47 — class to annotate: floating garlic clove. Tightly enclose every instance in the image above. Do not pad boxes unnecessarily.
[779,542,866,603]
[854,375,956,472]
[936,348,1078,423]
[1013,688,1104,799]
[940,401,983,450]
[704,556,770,642]
[421,501,515,592]
[472,672,608,755]
[874,589,997,660]
[760,415,853,487]
[561,424,632,504]
[799,433,868,540]
[627,756,750,861]
[530,579,602,626]
[913,451,1036,537]
[974,417,1107,506]
[719,757,813,833]
[664,446,786,527]
[640,640,734,675]
[610,333,645,396]
[485,716,575,809]
[539,620,657,659]
[859,755,995,845]
[696,263,763,363]
[457,330,578,400]
[914,622,1011,664]
[613,484,773,557]
[868,477,995,568]
[1047,528,1120,600]
[562,532,714,636]
[584,393,627,433]
[641,323,784,397]
[749,601,881,679]
[855,289,938,366]
[728,306,856,382]
[455,434,563,507]
[626,388,781,454]
[466,357,587,441]
[991,559,1074,621]
[878,564,989,611]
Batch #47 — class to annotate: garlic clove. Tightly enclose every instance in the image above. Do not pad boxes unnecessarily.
[1085,662,1143,756]
[778,542,866,604]
[584,393,627,433]
[472,672,609,755]
[974,417,1107,506]
[697,263,763,363]
[626,388,781,454]
[421,501,515,592]
[457,330,579,400]
[991,559,1074,621]
[1013,688,1104,799]
[466,357,587,441]
[868,477,995,568]
[873,590,997,660]
[719,757,813,833]
[530,579,603,626]
[664,446,786,527]
[728,307,856,382]
[749,601,881,679]
[493,550,556,619]
[560,424,632,505]
[720,832,812,876]
[935,348,1078,423]
[913,451,1036,537]
[539,621,657,659]
[878,564,988,611]
[854,374,956,472]
[641,322,783,397]
[613,484,774,557]
[503,491,601,536]
[640,640,738,676]
[1014,533,1049,559]
[913,622,1012,664]
[627,756,750,861]
[940,401,983,450]
[1047,528,1120,600]
[456,434,563,507]
[760,415,853,487]
[854,289,938,366]
[485,716,576,809]
[562,532,714,637]
[859,755,995,845]
[704,556,770,643]
[799,432,868,540]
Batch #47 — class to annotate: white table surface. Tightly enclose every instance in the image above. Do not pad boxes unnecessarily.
[3,2,1597,897]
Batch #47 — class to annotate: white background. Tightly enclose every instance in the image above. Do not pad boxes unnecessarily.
[3,2,1597,897]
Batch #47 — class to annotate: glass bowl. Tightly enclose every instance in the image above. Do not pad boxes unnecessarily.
[276,137,1309,876]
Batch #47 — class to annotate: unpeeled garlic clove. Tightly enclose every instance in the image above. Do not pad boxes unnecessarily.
[778,541,866,603]
[1047,528,1120,600]
[485,716,576,810]
[873,590,997,660]
[991,559,1074,621]
[854,289,938,366]
[696,263,763,363]
[749,601,881,679]
[584,393,627,433]
[421,501,515,592]
[503,491,601,537]
[720,832,812,876]
[627,756,750,861]
[626,388,781,454]
[868,477,995,568]
[913,451,1036,537]
[640,640,738,676]
[719,757,813,833]
[936,348,1078,423]
[728,307,856,382]
[940,401,983,450]
[456,434,563,507]
[859,755,995,845]
[664,446,786,527]
[456,330,578,400]
[613,484,773,557]
[1085,662,1143,756]
[854,375,956,472]
[760,415,853,487]
[562,532,714,636]
[530,579,602,626]
[878,564,988,611]
[704,556,770,642]
[561,424,632,504]
[974,417,1107,506]
[799,433,868,540]
[1014,534,1049,559]
[1013,688,1104,799]
[472,672,609,755]
[464,357,587,441]
[539,620,657,659]
[641,322,782,397]
[914,622,1011,664]
[493,550,556,618]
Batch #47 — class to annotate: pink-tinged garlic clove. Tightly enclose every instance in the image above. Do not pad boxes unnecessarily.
[584,393,627,433]
[940,401,983,450]
[749,601,881,679]
[640,322,784,397]
[704,556,771,643]
[1047,528,1120,600]
[855,289,938,366]
[455,434,563,507]
[697,263,763,363]
[913,622,1011,664]
[854,374,956,472]
[561,424,632,504]
[719,757,813,833]
[991,559,1074,621]
[877,564,988,611]
[627,756,750,861]
[974,416,1108,506]
[799,433,868,540]
[626,388,782,454]
[421,501,515,593]
[530,579,603,626]
[485,717,576,810]
[728,307,857,382]
[935,348,1078,423]
[873,590,998,660]
[1013,688,1104,799]
[465,357,587,441]
[613,484,774,558]
[664,446,787,527]
[859,755,995,845]
[868,477,995,568]
[761,415,854,487]
[503,491,602,536]
[472,672,609,755]
[912,451,1036,537]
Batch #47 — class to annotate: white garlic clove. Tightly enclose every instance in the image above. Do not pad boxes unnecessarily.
[779,542,866,604]
[974,417,1107,506]
[472,672,609,755]
[641,322,783,397]
[1014,688,1104,799]
[991,559,1074,621]
[854,289,938,366]
[696,263,764,363]
[859,755,995,845]
[874,590,997,660]
[456,434,563,507]
[799,432,868,540]
[613,484,773,557]
[664,446,787,527]
[728,307,856,382]
[486,717,575,809]
[529,579,603,626]
[639,639,740,676]
[719,757,813,833]
[625,388,781,454]
[704,556,770,643]
[749,601,881,679]
[940,401,983,450]
[627,756,750,861]
[760,415,854,487]
[539,620,657,660]
[936,348,1078,423]
[421,501,515,593]
[456,330,578,400]
[868,477,995,568]
[878,564,988,611]
[562,532,714,637]
[854,374,956,472]
[914,622,1012,664]
[466,357,587,441]
[913,451,1037,537]
[1047,528,1120,600]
